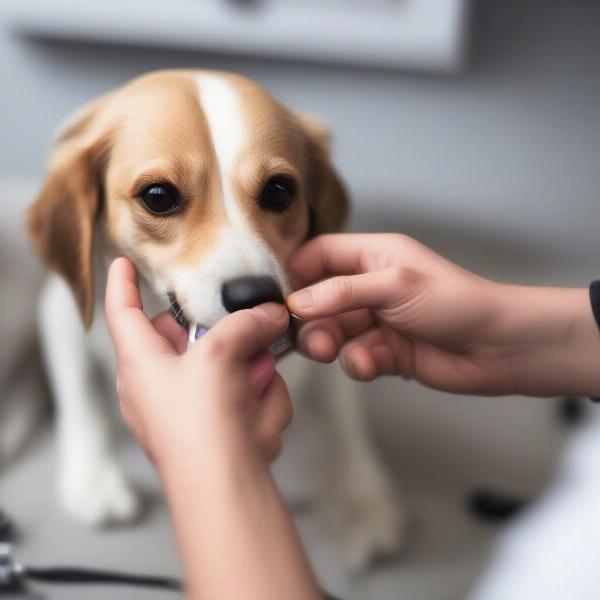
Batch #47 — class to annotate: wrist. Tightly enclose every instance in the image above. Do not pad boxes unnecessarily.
[153,413,261,483]
[488,284,600,396]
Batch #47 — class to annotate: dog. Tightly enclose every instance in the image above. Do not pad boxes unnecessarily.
[28,69,404,569]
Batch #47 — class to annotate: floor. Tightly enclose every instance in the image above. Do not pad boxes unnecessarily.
[1,373,580,600]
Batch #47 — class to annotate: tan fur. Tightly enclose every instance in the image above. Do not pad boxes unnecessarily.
[29,69,349,325]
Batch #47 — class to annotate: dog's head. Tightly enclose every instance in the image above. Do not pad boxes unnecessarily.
[29,70,348,342]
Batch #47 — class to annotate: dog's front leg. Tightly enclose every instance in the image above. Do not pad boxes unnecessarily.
[38,275,139,526]
[316,363,408,569]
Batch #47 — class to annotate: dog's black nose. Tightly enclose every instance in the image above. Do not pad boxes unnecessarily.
[221,276,284,313]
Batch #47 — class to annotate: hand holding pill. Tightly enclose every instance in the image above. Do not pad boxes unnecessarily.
[105,257,292,465]
[187,320,275,399]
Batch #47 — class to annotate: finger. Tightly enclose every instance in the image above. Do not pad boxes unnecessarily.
[288,267,411,319]
[297,328,337,363]
[338,327,382,381]
[286,233,372,289]
[249,351,276,397]
[339,342,376,381]
[296,309,373,362]
[254,373,293,461]
[105,258,175,362]
[370,345,401,376]
[194,303,289,362]
[152,312,188,354]
[340,327,413,381]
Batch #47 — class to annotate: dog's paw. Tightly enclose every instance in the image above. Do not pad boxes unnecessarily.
[60,456,140,527]
[323,466,408,570]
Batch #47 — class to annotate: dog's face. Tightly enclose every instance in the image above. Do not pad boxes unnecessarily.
[29,70,348,339]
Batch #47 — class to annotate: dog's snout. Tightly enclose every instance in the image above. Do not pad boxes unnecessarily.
[221,276,284,313]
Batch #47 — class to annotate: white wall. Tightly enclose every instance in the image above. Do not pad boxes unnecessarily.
[1,0,599,274]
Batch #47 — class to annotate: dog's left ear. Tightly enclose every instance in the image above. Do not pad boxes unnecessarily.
[295,112,349,235]
[28,97,109,328]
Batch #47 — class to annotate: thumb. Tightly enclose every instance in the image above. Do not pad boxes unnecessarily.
[105,258,176,363]
[193,303,290,362]
[287,267,411,319]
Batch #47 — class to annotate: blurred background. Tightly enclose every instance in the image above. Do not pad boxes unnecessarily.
[1,0,599,598]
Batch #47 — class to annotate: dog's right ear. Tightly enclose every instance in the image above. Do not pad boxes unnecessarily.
[28,97,110,328]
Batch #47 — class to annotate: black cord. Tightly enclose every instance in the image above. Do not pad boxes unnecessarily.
[21,566,342,599]
[2,508,342,598]
[23,566,182,591]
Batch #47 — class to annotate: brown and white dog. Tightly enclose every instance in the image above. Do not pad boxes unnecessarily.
[28,70,403,568]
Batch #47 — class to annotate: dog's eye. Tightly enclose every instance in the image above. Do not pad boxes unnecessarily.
[140,183,181,215]
[258,176,296,213]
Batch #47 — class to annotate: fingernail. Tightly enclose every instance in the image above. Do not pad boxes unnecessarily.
[288,289,313,309]
[340,354,358,379]
[257,302,287,320]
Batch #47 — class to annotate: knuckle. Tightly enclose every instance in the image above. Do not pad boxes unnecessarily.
[271,439,282,461]
[247,310,266,329]
[263,438,282,462]
[270,376,293,428]
[387,265,421,289]
[238,309,265,331]
[249,310,283,339]
[391,232,412,247]
[202,335,229,360]
[318,233,335,246]
[304,234,326,255]
[280,397,294,429]
[325,276,353,304]
[257,428,275,452]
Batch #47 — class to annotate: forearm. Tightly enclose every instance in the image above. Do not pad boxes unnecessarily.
[158,431,322,600]
[491,284,600,397]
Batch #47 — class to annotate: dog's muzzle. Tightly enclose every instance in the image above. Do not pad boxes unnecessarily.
[169,276,295,355]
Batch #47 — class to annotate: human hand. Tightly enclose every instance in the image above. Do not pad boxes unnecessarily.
[105,257,293,469]
[106,258,322,600]
[287,234,600,397]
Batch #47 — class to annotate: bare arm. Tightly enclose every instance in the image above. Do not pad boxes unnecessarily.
[105,258,321,600]
[159,432,320,600]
